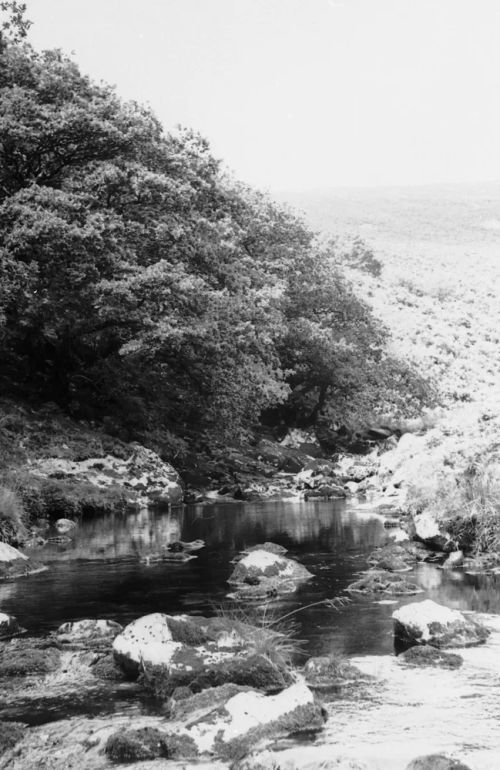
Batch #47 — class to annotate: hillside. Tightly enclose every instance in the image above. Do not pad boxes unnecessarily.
[277,182,500,408]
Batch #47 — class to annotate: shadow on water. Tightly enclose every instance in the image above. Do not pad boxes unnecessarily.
[2,500,500,659]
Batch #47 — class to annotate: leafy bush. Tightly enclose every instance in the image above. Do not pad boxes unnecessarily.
[0,483,27,543]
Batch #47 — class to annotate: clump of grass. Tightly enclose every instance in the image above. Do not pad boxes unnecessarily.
[213,596,351,671]
[0,484,28,544]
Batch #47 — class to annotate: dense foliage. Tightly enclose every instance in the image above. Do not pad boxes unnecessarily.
[0,27,431,457]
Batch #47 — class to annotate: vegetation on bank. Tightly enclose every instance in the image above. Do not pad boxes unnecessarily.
[0,5,431,471]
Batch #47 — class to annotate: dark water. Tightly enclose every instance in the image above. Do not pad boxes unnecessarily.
[3,500,500,658]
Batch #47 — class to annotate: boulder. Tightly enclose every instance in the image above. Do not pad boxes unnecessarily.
[0,542,45,581]
[113,613,292,693]
[413,511,450,551]
[228,550,312,587]
[0,612,24,639]
[405,756,472,770]
[303,655,367,692]
[56,618,122,643]
[180,681,324,761]
[29,444,183,508]
[442,550,464,569]
[55,518,77,534]
[397,645,463,669]
[347,571,423,596]
[105,726,196,762]
[245,542,288,556]
[113,613,175,673]
[393,600,490,648]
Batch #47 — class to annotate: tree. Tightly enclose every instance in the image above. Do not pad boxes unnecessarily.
[0,38,432,456]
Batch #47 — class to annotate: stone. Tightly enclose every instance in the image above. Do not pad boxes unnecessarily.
[105,726,196,761]
[413,511,450,550]
[0,542,45,581]
[187,682,324,761]
[442,550,464,569]
[142,649,292,697]
[246,542,288,556]
[0,612,24,639]
[398,645,463,669]
[56,618,122,642]
[55,518,77,534]
[29,444,183,508]
[347,571,423,596]
[228,550,312,586]
[114,613,292,693]
[405,756,472,770]
[303,655,366,691]
[392,600,490,648]
[112,613,175,673]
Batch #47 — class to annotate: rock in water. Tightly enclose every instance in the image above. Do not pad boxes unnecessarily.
[55,518,77,534]
[0,612,23,639]
[397,645,463,669]
[0,542,45,581]
[56,618,122,642]
[228,550,312,585]
[113,613,292,693]
[392,600,490,648]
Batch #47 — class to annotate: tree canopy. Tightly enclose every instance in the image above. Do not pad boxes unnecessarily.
[0,31,431,457]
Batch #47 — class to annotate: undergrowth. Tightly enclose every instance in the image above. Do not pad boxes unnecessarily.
[0,484,28,545]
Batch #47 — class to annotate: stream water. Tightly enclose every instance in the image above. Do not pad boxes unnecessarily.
[3,500,500,767]
[3,499,500,656]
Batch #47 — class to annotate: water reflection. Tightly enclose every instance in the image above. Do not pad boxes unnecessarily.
[2,500,500,659]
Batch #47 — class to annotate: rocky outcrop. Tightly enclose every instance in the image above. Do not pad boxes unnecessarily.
[393,600,490,648]
[28,444,183,508]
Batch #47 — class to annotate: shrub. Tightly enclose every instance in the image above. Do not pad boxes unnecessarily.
[0,483,27,544]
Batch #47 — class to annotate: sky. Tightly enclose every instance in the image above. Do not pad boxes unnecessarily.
[21,0,500,191]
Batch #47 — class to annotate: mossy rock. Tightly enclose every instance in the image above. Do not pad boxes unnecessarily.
[0,642,61,677]
[398,645,463,669]
[105,726,198,762]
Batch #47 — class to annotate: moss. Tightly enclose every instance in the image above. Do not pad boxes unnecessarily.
[215,702,325,762]
[91,654,127,681]
[105,727,198,762]
[0,645,61,677]
[16,476,128,522]
[165,616,212,646]
[398,645,463,669]
[0,721,25,753]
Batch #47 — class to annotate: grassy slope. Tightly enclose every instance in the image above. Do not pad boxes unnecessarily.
[277,182,500,409]
[276,182,500,552]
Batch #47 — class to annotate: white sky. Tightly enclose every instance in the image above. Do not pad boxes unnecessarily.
[23,0,500,190]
